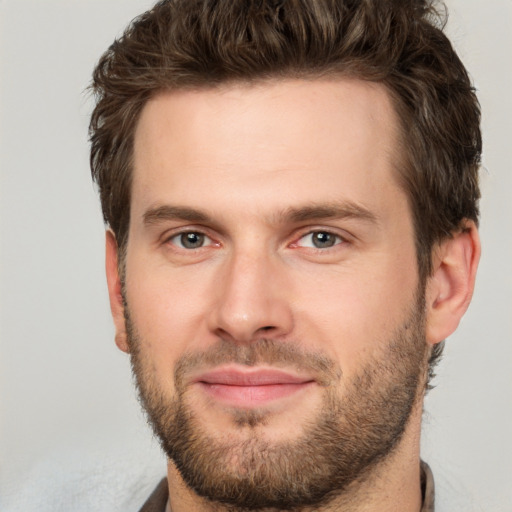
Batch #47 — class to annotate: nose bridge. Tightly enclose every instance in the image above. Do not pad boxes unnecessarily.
[210,244,293,343]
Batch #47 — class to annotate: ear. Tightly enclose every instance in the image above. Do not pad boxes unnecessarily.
[425,221,481,345]
[105,230,130,353]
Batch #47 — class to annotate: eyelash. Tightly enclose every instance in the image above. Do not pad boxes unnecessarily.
[166,230,217,250]
[164,228,347,252]
[291,230,346,250]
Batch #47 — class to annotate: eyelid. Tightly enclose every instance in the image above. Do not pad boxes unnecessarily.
[158,225,351,251]
[162,226,220,249]
[289,228,349,249]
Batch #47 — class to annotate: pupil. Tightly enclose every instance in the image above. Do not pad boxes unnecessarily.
[181,232,204,248]
[313,232,334,248]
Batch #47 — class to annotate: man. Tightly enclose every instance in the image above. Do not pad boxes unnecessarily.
[89,0,481,510]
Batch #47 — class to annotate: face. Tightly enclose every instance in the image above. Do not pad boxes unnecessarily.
[113,79,430,509]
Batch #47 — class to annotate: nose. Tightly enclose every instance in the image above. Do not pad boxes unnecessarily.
[208,251,294,344]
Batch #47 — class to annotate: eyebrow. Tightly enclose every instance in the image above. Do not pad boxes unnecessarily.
[143,205,212,225]
[142,201,379,227]
[280,202,379,225]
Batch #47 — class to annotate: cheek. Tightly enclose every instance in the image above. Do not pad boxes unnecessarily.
[292,255,419,374]
[124,260,216,384]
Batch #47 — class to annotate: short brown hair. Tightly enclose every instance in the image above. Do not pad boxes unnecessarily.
[89,0,481,380]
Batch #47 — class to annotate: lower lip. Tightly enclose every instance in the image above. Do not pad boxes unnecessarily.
[197,382,314,407]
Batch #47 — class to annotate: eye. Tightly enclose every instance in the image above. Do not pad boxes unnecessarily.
[169,231,213,249]
[296,231,344,249]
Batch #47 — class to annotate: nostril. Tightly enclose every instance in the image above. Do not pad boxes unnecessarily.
[260,326,275,331]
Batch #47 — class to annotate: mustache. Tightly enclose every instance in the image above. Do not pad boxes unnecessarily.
[174,338,342,389]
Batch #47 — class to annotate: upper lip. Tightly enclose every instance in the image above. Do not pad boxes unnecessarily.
[192,366,315,386]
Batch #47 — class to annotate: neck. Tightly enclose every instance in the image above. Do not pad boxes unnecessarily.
[165,403,424,512]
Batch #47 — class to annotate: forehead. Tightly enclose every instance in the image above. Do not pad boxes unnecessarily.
[131,78,404,222]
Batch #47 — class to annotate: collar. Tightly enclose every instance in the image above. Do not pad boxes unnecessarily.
[420,460,435,512]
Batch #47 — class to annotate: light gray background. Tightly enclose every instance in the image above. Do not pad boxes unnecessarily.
[1,1,511,511]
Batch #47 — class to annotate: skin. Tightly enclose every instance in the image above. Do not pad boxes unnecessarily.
[106,78,480,511]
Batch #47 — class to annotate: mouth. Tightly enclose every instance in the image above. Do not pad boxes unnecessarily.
[192,366,316,408]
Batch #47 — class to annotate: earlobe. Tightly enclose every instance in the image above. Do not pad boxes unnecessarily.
[105,230,130,353]
[425,221,481,345]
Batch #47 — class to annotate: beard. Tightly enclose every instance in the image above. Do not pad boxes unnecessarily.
[125,295,429,511]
